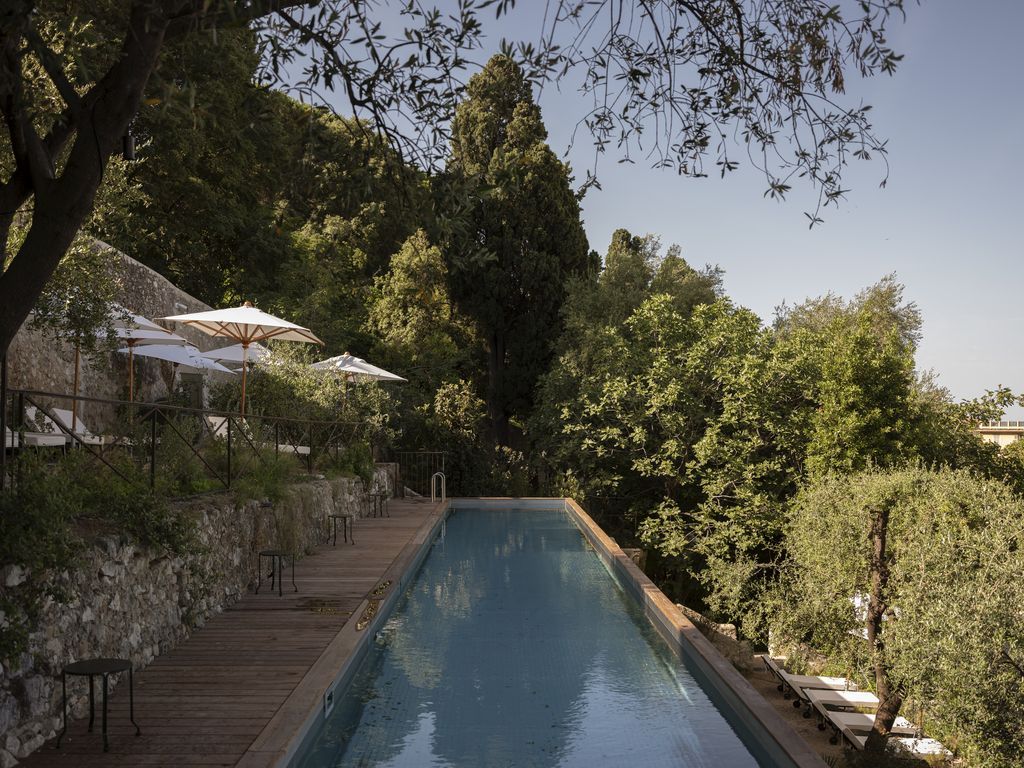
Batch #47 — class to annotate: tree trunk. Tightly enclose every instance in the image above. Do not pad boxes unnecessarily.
[487,330,510,445]
[0,3,166,354]
[864,499,903,751]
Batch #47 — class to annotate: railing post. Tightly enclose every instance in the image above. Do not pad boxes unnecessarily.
[149,409,157,490]
[0,352,7,492]
[226,417,232,488]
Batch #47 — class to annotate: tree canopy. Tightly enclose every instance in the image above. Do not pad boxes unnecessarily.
[1,0,909,355]
[447,55,590,444]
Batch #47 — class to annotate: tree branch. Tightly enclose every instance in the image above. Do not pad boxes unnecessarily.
[164,0,312,40]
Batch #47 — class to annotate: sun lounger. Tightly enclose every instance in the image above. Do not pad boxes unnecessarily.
[804,688,880,710]
[761,656,857,710]
[823,712,918,749]
[5,426,66,449]
[206,415,310,456]
[50,408,108,447]
[206,415,229,438]
[804,687,882,736]
[24,406,107,448]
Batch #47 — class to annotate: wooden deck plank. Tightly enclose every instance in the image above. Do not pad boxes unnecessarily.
[20,499,439,768]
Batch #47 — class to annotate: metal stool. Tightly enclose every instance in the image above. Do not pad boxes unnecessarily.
[368,491,389,518]
[328,513,355,545]
[256,549,297,596]
[57,658,139,752]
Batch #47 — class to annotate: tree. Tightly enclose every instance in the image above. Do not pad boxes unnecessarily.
[0,0,490,355]
[447,55,589,443]
[94,29,294,305]
[367,229,470,386]
[779,467,1024,764]
[1,0,908,375]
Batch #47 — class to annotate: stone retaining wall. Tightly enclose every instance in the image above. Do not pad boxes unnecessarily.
[0,469,389,766]
[6,243,222,430]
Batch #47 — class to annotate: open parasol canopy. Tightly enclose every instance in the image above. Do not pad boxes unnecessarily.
[107,319,187,401]
[119,344,236,374]
[310,354,407,383]
[197,342,271,368]
[119,344,235,394]
[160,302,321,414]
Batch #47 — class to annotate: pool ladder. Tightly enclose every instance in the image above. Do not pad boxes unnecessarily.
[431,472,447,503]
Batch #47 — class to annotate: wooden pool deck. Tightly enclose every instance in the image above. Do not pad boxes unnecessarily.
[20,498,443,768]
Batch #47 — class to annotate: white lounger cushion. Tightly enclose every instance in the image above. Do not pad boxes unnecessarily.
[829,711,916,735]
[762,656,857,698]
[805,688,881,708]
[5,426,66,448]
[781,672,856,693]
[50,408,106,445]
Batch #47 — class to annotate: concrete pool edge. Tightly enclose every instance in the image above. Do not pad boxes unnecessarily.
[239,499,450,768]
[559,497,826,768]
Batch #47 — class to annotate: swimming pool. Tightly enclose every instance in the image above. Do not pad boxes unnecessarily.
[292,504,789,767]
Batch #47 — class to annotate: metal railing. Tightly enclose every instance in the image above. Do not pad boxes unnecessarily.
[2,388,363,495]
[389,450,447,497]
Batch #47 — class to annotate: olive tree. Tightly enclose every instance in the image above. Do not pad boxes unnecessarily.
[778,467,1024,764]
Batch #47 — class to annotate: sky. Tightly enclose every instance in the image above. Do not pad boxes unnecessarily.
[305,1,1024,412]
[523,1,1024,411]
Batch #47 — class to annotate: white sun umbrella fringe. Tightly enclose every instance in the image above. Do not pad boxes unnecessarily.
[159,302,322,416]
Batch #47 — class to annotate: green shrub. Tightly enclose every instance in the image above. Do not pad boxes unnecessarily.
[317,440,374,485]
[0,450,198,660]
[0,456,82,660]
[231,448,301,505]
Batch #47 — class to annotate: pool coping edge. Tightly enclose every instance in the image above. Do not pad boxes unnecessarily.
[237,499,450,768]
[561,497,827,768]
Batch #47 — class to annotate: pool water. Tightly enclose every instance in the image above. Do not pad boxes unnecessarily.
[295,507,763,767]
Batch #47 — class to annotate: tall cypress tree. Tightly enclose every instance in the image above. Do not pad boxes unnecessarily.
[447,55,590,444]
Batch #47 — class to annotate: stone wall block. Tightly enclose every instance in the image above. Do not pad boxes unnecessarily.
[0,476,369,762]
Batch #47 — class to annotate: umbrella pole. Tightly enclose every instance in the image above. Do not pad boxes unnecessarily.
[128,342,135,402]
[240,343,249,417]
[72,341,80,426]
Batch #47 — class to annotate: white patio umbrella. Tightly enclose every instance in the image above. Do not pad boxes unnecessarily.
[310,353,407,383]
[119,344,235,393]
[197,342,271,368]
[69,307,185,422]
[159,302,322,415]
[109,325,187,401]
[110,305,168,333]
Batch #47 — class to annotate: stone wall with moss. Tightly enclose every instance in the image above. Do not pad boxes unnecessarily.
[0,472,384,766]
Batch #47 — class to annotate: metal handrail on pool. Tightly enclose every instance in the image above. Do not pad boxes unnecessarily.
[430,471,446,503]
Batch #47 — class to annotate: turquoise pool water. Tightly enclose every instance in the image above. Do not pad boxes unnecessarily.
[295,507,764,767]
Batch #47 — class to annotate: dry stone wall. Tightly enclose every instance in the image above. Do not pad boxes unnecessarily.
[0,470,388,766]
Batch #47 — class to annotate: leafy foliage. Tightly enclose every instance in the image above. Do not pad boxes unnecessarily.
[534,268,1022,644]
[0,451,195,660]
[447,55,590,442]
[779,467,1024,767]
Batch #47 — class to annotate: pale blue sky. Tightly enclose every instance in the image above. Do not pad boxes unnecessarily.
[513,1,1024,410]
[302,1,1024,410]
